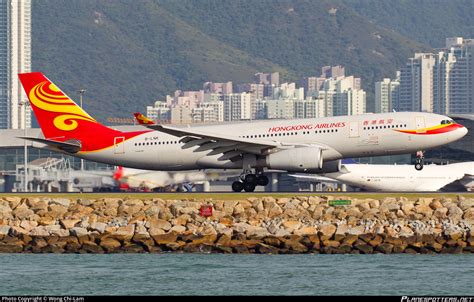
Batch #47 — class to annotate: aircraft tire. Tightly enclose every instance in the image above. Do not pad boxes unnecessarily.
[243,182,256,192]
[257,175,269,186]
[244,174,258,185]
[232,181,244,192]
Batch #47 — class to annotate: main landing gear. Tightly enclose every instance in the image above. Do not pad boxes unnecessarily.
[415,150,424,171]
[232,169,269,192]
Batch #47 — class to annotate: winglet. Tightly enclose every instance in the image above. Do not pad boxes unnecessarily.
[133,112,155,125]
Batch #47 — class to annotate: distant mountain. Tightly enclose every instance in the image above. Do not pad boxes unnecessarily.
[345,0,474,48]
[32,0,428,121]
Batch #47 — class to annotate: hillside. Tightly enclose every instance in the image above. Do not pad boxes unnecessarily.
[32,0,427,122]
[345,0,474,48]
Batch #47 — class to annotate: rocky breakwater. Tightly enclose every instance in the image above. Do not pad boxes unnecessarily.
[0,195,474,254]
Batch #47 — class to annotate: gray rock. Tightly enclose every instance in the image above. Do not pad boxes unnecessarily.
[43,225,61,233]
[70,227,89,237]
[0,204,11,213]
[50,229,70,237]
[89,222,107,233]
[447,206,463,220]
[0,225,11,236]
[459,200,474,211]
[49,198,71,208]
[267,222,282,234]
[246,226,270,238]
[78,199,94,206]
[144,206,161,216]
[233,222,251,233]
[347,225,365,235]
[109,217,129,227]
[29,226,50,237]
[274,229,291,237]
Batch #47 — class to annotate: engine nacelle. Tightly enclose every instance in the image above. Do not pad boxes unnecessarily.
[305,160,342,174]
[266,147,323,171]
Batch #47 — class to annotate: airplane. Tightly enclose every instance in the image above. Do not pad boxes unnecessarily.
[17,72,468,192]
[113,166,239,192]
[290,161,474,192]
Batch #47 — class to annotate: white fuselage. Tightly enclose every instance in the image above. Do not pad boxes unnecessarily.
[325,162,474,191]
[75,112,466,172]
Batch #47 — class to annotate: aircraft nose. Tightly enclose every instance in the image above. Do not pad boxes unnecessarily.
[456,123,468,139]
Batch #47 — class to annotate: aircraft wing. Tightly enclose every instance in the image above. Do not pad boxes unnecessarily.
[148,124,331,161]
[288,173,340,183]
[147,124,276,161]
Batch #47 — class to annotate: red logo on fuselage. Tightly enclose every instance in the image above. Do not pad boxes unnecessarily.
[268,122,346,133]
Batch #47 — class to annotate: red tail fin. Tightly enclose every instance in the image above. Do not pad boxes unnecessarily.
[18,72,109,139]
[133,112,155,125]
[18,72,148,152]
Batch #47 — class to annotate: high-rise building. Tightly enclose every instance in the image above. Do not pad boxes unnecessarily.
[203,81,233,94]
[0,0,31,129]
[375,76,400,113]
[192,101,223,123]
[433,50,456,114]
[294,99,324,119]
[266,99,294,119]
[254,72,279,98]
[223,93,251,121]
[170,106,193,124]
[252,99,267,120]
[300,77,326,98]
[146,101,170,123]
[433,38,474,114]
[397,53,435,112]
[321,65,345,78]
[236,83,264,100]
[317,76,366,117]
[254,72,279,86]
[272,83,304,100]
[397,37,474,114]
[301,66,361,98]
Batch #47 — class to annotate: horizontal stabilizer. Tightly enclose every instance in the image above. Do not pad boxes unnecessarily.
[18,137,82,153]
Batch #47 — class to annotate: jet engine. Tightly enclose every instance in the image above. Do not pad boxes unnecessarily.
[266,147,323,171]
[304,160,342,174]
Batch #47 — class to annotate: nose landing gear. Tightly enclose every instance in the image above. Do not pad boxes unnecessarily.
[232,169,269,192]
[415,150,424,171]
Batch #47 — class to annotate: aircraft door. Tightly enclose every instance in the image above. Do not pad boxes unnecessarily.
[114,136,125,154]
[415,116,426,133]
[349,121,359,138]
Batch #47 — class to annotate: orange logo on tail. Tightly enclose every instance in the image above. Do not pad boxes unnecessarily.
[133,112,155,125]
[29,81,96,131]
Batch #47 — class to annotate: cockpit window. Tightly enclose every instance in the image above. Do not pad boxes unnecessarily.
[441,120,454,125]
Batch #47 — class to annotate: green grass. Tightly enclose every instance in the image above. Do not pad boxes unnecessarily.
[0,192,472,201]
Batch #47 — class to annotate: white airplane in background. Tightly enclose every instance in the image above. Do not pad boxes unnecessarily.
[290,162,474,192]
[18,72,468,192]
[113,166,239,192]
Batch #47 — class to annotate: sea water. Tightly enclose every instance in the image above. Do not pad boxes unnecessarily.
[0,254,472,295]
